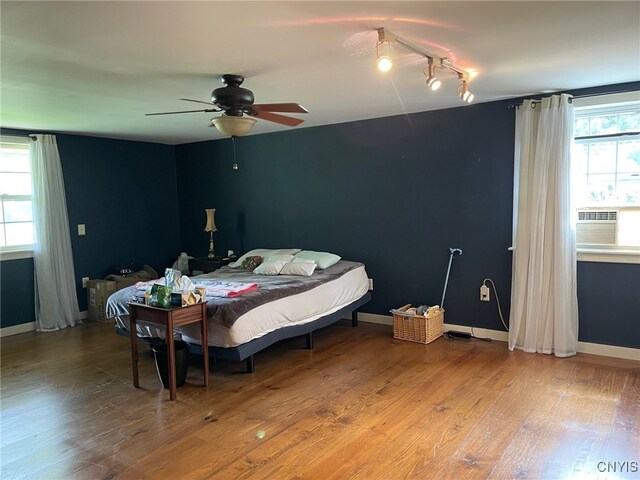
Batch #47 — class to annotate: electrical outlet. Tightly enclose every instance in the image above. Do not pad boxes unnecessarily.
[77,224,86,236]
[368,278,373,290]
[480,285,490,302]
[82,277,90,288]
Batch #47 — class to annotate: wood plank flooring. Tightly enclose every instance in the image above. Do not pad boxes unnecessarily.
[1,320,638,479]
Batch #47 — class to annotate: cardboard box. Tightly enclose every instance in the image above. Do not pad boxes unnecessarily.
[88,280,116,322]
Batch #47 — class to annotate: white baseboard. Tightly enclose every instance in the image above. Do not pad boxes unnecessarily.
[357,313,640,361]
[1,310,89,338]
[0,322,36,337]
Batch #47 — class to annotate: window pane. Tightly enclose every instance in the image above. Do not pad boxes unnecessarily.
[617,139,640,175]
[0,148,30,172]
[0,172,31,195]
[588,142,617,174]
[619,111,640,132]
[4,200,32,222]
[617,177,640,205]
[5,222,33,246]
[586,174,616,204]
[0,226,5,247]
[575,117,590,136]
[589,114,619,135]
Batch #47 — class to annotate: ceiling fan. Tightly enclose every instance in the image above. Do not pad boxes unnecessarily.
[146,74,308,136]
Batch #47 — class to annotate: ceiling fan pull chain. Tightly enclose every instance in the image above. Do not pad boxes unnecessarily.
[232,135,238,170]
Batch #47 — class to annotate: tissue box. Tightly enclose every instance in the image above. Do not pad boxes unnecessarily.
[88,280,116,322]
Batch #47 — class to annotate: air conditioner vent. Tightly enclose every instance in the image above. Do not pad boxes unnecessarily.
[576,210,618,245]
[578,211,617,221]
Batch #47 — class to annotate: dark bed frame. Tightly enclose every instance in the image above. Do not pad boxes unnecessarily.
[116,291,371,373]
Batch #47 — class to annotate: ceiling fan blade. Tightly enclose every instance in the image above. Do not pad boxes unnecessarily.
[253,103,308,113]
[180,98,216,106]
[145,108,219,116]
[253,111,305,127]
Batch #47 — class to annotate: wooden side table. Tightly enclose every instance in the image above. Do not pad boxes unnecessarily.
[128,301,209,401]
[188,256,231,275]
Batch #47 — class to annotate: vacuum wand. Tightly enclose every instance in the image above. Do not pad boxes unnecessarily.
[441,247,463,308]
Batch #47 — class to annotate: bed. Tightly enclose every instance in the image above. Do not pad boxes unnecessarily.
[107,256,371,372]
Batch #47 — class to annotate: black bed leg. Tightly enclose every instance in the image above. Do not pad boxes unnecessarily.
[306,332,313,350]
[352,310,358,327]
[245,355,255,374]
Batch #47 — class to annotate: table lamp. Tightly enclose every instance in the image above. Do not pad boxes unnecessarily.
[204,208,217,258]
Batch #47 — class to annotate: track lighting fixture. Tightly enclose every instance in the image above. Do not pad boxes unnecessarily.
[375,27,475,104]
[425,58,441,91]
[458,75,474,103]
[376,29,393,72]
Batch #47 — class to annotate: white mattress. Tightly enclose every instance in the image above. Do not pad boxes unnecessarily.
[115,264,368,348]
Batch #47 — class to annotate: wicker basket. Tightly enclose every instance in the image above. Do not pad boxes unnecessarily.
[392,304,444,344]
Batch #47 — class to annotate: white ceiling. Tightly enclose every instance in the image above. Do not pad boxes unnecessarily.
[1,1,639,145]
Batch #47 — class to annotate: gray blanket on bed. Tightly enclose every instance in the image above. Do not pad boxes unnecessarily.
[106,260,363,328]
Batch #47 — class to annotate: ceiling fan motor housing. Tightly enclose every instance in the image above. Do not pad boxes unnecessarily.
[212,74,254,116]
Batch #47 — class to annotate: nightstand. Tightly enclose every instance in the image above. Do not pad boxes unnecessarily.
[188,256,231,275]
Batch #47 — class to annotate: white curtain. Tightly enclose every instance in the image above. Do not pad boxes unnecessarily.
[509,94,578,357]
[30,134,81,331]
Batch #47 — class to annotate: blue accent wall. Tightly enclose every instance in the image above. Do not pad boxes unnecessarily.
[2,82,638,351]
[175,82,640,349]
[0,130,180,326]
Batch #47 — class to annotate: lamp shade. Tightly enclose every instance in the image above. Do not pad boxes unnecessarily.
[211,116,257,137]
[204,209,217,232]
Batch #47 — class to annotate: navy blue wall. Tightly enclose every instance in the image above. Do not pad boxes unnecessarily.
[175,82,640,348]
[176,100,516,333]
[0,258,36,327]
[2,82,638,350]
[0,130,180,326]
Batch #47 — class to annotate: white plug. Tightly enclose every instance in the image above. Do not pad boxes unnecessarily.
[480,284,490,302]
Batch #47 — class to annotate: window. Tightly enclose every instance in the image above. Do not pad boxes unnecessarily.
[573,92,640,263]
[0,136,33,258]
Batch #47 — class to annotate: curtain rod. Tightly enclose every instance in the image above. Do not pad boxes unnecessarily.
[507,89,638,109]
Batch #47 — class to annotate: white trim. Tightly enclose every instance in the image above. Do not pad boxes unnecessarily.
[573,91,640,109]
[0,311,87,337]
[0,135,31,146]
[357,313,640,361]
[577,249,640,264]
[0,249,34,261]
[0,322,36,337]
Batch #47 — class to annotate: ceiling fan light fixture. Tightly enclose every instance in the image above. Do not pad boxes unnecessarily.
[211,115,257,137]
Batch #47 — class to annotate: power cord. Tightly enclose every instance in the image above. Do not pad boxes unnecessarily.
[482,278,509,332]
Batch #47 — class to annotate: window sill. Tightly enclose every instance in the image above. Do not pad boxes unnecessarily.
[0,249,34,261]
[577,248,640,264]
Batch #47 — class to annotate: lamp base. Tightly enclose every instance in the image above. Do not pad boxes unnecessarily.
[208,233,215,259]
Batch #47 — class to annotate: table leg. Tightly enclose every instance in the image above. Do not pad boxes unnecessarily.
[200,303,209,387]
[130,315,139,388]
[167,317,177,401]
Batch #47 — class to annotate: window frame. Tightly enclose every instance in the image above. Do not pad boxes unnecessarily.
[0,135,34,261]
[573,91,640,264]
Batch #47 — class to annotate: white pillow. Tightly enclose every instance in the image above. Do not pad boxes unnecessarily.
[263,254,296,263]
[292,258,316,264]
[280,261,316,276]
[253,259,289,275]
[228,249,301,268]
[293,251,341,269]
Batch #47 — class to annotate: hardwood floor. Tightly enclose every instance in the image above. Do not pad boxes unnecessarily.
[1,320,638,479]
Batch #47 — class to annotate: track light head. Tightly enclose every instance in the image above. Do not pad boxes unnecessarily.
[458,78,474,104]
[424,63,441,91]
[376,40,392,72]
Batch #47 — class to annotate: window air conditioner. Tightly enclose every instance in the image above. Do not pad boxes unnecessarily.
[576,210,617,245]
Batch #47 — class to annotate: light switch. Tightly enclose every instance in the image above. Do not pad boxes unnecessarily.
[78,224,86,236]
